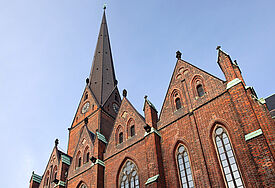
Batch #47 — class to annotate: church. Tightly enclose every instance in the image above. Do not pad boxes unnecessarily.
[29,9,275,188]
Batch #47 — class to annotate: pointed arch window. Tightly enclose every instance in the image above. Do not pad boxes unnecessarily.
[76,152,82,169]
[84,147,90,164]
[196,84,204,97]
[119,132,123,144]
[119,161,140,188]
[52,165,57,182]
[176,145,194,188]
[214,126,244,188]
[84,92,88,101]
[175,98,182,110]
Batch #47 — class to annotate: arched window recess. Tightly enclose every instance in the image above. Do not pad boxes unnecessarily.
[119,160,140,188]
[214,126,244,188]
[176,145,195,188]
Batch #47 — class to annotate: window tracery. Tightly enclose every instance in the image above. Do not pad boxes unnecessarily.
[176,145,194,188]
[214,126,244,188]
[119,161,139,188]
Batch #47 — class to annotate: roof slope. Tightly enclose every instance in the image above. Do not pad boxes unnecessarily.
[88,10,117,105]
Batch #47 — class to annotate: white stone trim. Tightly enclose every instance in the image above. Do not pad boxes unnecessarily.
[226,78,242,90]
[245,129,263,141]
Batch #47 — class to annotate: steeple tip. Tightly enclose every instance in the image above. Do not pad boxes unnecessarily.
[103,3,107,10]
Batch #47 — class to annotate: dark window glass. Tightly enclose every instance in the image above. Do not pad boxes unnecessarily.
[197,85,204,97]
[86,152,90,163]
[78,157,82,167]
[119,132,123,144]
[54,172,57,180]
[175,98,181,110]
[84,93,88,100]
[130,125,135,137]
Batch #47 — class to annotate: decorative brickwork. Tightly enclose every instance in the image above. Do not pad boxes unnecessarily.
[30,10,274,188]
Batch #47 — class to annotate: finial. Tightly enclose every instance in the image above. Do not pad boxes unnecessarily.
[114,80,118,85]
[216,45,221,50]
[123,89,127,97]
[86,78,89,84]
[103,3,107,10]
[55,139,59,147]
[84,117,88,125]
[176,51,182,60]
[234,60,238,65]
[144,95,148,99]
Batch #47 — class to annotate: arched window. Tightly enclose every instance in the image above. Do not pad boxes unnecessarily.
[84,92,88,100]
[76,152,82,169]
[119,160,139,188]
[78,157,82,167]
[86,152,90,163]
[196,84,204,97]
[52,166,57,182]
[83,147,90,164]
[214,126,244,187]
[44,171,50,187]
[130,125,135,137]
[175,98,182,110]
[176,145,194,188]
[119,132,123,144]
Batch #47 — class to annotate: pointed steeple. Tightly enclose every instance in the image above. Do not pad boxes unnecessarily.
[88,9,117,105]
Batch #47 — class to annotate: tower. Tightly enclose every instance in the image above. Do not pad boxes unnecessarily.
[67,9,121,157]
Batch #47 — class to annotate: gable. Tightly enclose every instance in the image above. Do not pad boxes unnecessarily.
[67,125,95,179]
[104,97,146,159]
[158,59,226,127]
[71,86,99,128]
[39,147,61,187]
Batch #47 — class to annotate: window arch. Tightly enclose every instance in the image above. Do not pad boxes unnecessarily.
[119,132,123,144]
[127,119,135,138]
[84,92,88,100]
[116,126,124,145]
[191,75,206,98]
[44,171,50,187]
[176,145,195,188]
[196,84,204,97]
[52,165,57,182]
[175,98,181,110]
[119,160,140,188]
[83,147,90,164]
[171,89,182,111]
[214,126,244,187]
[76,151,82,169]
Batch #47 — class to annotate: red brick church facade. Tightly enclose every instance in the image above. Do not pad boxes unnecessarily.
[29,10,275,188]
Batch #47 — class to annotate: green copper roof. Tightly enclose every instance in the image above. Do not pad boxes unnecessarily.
[96,131,107,144]
[61,154,71,165]
[32,172,42,183]
[145,174,159,185]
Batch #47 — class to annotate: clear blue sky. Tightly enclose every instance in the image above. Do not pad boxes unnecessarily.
[0,0,274,187]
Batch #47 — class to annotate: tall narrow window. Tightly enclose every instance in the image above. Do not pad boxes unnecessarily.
[78,157,82,167]
[86,152,90,163]
[119,132,123,144]
[84,93,88,100]
[130,125,135,137]
[119,161,139,188]
[197,84,204,97]
[177,145,194,188]
[175,98,182,110]
[214,127,244,188]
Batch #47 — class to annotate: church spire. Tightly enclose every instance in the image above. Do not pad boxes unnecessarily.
[88,9,117,105]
